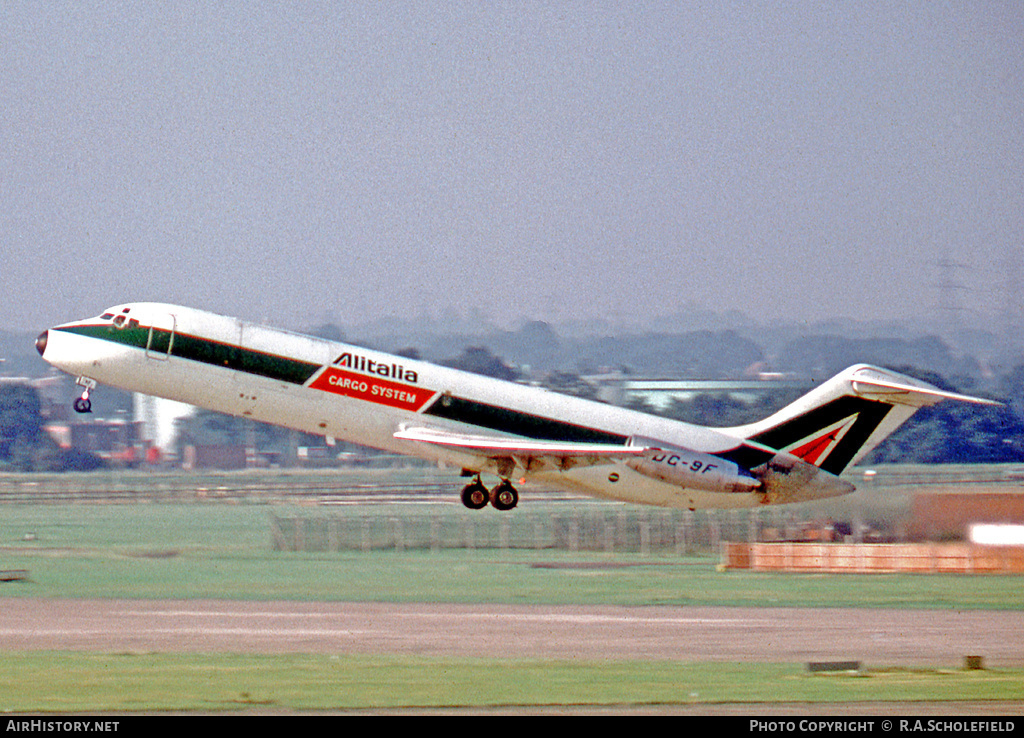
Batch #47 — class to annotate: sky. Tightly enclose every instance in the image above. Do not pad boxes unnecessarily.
[2,2,1023,334]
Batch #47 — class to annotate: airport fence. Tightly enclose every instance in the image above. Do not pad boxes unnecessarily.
[3,465,1023,553]
[269,506,776,554]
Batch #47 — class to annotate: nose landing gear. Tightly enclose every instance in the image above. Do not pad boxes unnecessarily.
[73,377,96,414]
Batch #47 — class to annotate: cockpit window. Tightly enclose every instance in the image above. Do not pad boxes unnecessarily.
[111,316,139,329]
[106,306,134,328]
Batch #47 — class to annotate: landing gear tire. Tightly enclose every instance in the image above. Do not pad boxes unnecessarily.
[460,481,489,510]
[73,378,96,414]
[489,481,519,511]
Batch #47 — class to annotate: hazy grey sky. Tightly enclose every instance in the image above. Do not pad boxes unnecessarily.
[2,2,1022,332]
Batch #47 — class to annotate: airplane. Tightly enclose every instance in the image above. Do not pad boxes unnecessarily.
[34,302,998,511]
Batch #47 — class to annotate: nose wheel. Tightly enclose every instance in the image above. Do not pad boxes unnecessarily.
[73,377,96,414]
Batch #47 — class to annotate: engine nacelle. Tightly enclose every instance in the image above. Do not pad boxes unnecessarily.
[748,451,855,504]
[625,437,855,503]
[625,438,762,495]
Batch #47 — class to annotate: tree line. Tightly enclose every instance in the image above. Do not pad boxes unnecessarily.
[5,356,1024,471]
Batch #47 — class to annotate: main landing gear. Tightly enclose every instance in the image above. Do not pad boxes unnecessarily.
[73,377,97,414]
[460,475,519,511]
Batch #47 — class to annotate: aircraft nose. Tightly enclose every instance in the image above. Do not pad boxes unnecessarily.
[35,330,48,357]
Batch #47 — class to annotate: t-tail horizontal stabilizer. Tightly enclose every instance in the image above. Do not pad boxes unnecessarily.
[721,364,1000,479]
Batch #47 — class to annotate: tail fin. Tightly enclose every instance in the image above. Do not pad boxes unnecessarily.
[720,364,999,476]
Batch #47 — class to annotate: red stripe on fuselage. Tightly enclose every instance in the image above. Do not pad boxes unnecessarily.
[309,367,435,411]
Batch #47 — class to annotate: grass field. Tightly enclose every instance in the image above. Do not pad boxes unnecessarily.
[1,484,1023,712]
[3,653,1024,713]
[1,501,1023,608]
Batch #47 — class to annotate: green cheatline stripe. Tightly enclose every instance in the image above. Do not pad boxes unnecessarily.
[423,393,629,445]
[56,324,321,385]
[58,324,630,446]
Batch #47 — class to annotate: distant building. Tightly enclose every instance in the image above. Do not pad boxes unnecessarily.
[587,373,812,411]
[181,444,247,470]
[133,393,194,454]
[44,417,144,465]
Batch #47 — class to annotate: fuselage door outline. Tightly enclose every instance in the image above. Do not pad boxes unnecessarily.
[145,313,176,361]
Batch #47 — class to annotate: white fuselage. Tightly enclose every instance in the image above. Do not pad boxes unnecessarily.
[39,302,789,509]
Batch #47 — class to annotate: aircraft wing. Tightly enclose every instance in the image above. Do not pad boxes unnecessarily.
[394,426,649,476]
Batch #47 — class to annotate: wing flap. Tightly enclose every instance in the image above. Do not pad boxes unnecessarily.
[394,426,648,475]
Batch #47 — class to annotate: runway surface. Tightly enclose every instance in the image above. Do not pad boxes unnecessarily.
[2,599,1022,667]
